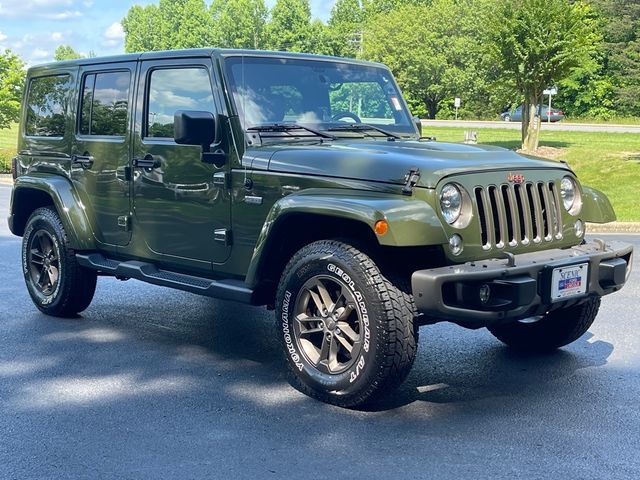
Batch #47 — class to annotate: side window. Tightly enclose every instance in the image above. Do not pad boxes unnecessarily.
[146,67,215,138]
[79,71,130,136]
[25,74,71,137]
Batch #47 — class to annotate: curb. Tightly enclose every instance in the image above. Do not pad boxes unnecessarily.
[587,222,640,234]
[0,174,12,185]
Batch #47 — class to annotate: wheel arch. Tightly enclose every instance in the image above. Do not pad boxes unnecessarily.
[9,174,96,250]
[246,190,447,304]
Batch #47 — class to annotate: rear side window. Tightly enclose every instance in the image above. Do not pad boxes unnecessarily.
[146,67,215,138]
[79,71,130,136]
[25,74,71,137]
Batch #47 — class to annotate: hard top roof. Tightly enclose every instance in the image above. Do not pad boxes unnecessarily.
[27,48,385,74]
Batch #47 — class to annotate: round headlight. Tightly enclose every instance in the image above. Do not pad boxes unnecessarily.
[560,176,581,214]
[440,183,462,224]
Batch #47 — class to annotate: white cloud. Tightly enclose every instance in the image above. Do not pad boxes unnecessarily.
[31,48,50,59]
[102,21,124,48]
[0,31,7,42]
[42,10,82,20]
[104,22,124,40]
[51,32,63,41]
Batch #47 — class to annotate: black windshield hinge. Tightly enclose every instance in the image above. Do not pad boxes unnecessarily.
[402,167,420,196]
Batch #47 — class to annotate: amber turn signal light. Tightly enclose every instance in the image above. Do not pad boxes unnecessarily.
[374,220,389,235]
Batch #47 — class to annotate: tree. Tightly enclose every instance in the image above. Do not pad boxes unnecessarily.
[265,0,315,52]
[210,0,268,49]
[0,49,25,129]
[483,0,600,151]
[328,0,366,57]
[363,0,484,119]
[122,0,214,52]
[54,45,83,61]
[589,0,640,117]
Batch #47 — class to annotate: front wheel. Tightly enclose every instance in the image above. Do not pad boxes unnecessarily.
[488,297,601,352]
[275,240,418,408]
[22,207,97,317]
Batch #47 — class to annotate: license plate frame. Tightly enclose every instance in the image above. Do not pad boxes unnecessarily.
[550,262,589,302]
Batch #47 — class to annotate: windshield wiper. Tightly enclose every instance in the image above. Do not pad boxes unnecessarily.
[247,123,336,140]
[326,124,402,139]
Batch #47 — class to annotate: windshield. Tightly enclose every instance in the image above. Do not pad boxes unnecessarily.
[223,55,416,137]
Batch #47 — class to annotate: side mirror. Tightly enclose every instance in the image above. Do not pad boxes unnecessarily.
[174,110,226,167]
[413,116,422,135]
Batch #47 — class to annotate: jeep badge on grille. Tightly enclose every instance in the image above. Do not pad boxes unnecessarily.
[507,172,525,184]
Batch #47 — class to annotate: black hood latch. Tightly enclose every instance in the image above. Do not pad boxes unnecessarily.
[402,167,420,196]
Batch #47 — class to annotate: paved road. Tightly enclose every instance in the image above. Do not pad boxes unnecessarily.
[1,183,639,479]
[422,119,640,134]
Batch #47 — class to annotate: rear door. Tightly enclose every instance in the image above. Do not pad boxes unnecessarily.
[131,58,231,268]
[72,62,136,247]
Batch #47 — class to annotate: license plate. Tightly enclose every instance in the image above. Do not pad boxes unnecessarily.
[550,263,588,301]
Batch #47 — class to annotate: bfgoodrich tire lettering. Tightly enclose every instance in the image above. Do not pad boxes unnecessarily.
[276,240,418,408]
[22,207,97,317]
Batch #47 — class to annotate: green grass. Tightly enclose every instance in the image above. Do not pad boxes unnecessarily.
[0,123,18,150]
[425,126,640,221]
[1,122,639,220]
[0,123,18,173]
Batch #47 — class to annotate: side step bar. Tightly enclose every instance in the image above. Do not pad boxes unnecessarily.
[76,253,254,304]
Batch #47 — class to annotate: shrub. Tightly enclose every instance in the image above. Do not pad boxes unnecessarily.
[0,148,14,174]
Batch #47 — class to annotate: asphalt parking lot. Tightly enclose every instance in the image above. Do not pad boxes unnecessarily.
[1,182,639,479]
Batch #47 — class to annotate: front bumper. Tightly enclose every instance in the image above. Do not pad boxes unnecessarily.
[411,239,633,327]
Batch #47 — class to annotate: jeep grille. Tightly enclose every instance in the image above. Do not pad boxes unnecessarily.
[474,181,563,250]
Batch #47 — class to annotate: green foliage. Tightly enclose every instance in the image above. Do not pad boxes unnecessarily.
[54,45,83,61]
[210,0,268,49]
[363,0,485,119]
[122,0,214,52]
[266,0,318,52]
[0,149,12,173]
[0,50,25,130]
[483,0,601,150]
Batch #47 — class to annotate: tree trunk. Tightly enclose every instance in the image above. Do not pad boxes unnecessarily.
[522,93,541,152]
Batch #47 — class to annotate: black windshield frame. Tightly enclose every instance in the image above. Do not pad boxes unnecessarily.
[222,55,417,137]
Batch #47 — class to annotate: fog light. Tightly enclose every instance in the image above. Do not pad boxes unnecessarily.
[574,219,584,237]
[479,284,491,304]
[449,234,463,255]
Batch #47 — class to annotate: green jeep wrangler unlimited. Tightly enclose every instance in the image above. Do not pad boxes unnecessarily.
[9,49,633,407]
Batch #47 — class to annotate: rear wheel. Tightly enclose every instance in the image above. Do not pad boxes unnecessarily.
[275,240,418,408]
[488,297,601,352]
[503,114,512,122]
[22,207,97,317]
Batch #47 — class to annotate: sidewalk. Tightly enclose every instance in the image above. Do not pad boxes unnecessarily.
[0,174,12,185]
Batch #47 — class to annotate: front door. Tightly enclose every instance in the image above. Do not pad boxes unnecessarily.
[72,62,135,247]
[132,58,231,269]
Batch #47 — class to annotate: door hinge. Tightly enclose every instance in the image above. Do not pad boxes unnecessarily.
[214,228,232,246]
[117,215,131,231]
[213,171,230,188]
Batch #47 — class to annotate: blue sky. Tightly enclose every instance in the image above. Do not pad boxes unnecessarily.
[0,0,337,65]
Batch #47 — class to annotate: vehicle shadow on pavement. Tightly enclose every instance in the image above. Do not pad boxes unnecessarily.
[363,330,614,411]
[1,272,616,415]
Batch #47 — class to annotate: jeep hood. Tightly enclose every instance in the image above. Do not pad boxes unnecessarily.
[263,140,571,188]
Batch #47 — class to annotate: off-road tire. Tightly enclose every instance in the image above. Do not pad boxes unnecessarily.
[22,206,97,317]
[488,297,601,352]
[275,240,418,408]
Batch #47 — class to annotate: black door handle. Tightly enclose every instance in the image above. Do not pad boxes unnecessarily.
[71,152,94,168]
[133,154,160,169]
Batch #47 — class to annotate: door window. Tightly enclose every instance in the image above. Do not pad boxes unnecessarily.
[79,71,130,136]
[146,68,215,138]
[25,74,71,137]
